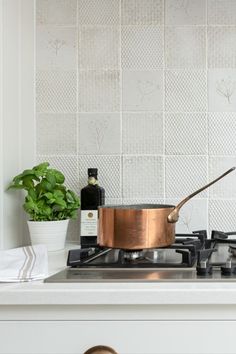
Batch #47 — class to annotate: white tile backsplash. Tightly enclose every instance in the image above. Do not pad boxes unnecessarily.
[209,113,236,155]
[36,27,77,70]
[208,0,236,25]
[122,112,163,155]
[209,157,236,199]
[36,70,77,113]
[122,156,164,198]
[78,0,120,25]
[165,70,207,112]
[37,114,77,154]
[165,156,208,198]
[165,26,206,69]
[121,26,163,69]
[37,154,79,192]
[122,70,163,111]
[208,69,236,111]
[209,199,236,232]
[78,155,121,198]
[121,0,163,25]
[36,0,236,237]
[78,70,120,112]
[165,0,206,25]
[122,198,165,205]
[78,113,121,155]
[165,198,208,234]
[208,27,236,68]
[165,113,207,155]
[37,0,77,26]
[79,26,119,70]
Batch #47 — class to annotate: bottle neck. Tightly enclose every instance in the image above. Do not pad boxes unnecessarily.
[88,176,98,185]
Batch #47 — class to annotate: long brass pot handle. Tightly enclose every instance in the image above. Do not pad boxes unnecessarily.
[84,345,118,354]
[167,167,236,223]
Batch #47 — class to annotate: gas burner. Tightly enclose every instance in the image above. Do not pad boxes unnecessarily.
[123,250,143,261]
[46,229,236,283]
[211,230,236,243]
[67,230,207,269]
[229,245,236,256]
[65,230,236,278]
[195,230,236,277]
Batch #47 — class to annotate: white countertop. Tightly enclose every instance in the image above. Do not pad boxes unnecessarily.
[1,244,236,306]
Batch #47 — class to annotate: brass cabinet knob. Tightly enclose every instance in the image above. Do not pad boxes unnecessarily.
[84,345,118,354]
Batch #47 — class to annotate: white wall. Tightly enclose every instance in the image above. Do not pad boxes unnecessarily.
[0,0,35,249]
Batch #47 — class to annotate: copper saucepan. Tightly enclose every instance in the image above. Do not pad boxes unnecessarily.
[98,167,235,250]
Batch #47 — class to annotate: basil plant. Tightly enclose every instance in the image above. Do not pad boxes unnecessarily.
[8,162,80,221]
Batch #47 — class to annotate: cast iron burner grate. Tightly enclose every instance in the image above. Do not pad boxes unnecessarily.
[196,230,236,276]
[67,230,207,268]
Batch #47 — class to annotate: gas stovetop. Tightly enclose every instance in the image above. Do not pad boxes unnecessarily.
[45,230,236,283]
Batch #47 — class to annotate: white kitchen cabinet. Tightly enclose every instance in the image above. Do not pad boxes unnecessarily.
[0,320,235,354]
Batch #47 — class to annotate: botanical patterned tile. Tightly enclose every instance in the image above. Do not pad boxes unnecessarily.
[122,112,163,154]
[78,155,121,198]
[209,200,236,232]
[208,27,236,68]
[36,27,77,70]
[165,113,207,155]
[78,0,119,25]
[209,157,236,199]
[122,156,164,198]
[36,70,77,113]
[165,198,208,234]
[37,155,79,192]
[36,0,77,25]
[165,0,206,25]
[121,0,163,25]
[165,70,207,112]
[78,70,120,112]
[121,26,163,69]
[36,114,77,155]
[208,69,236,112]
[79,26,119,69]
[165,156,208,198]
[209,113,236,155]
[208,0,236,25]
[122,70,163,111]
[165,26,206,69]
[78,113,121,155]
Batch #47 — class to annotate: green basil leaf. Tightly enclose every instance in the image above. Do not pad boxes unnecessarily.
[49,169,65,184]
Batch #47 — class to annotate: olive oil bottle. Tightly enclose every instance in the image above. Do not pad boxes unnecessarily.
[80,168,105,248]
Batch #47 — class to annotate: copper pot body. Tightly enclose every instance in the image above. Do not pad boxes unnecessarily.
[98,204,176,250]
[98,168,235,250]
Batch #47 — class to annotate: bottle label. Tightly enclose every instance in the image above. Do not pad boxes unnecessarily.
[80,210,98,236]
[88,176,98,185]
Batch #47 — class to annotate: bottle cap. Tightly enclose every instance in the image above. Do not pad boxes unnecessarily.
[88,168,98,177]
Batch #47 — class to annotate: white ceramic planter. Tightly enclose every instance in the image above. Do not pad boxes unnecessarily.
[27,219,69,252]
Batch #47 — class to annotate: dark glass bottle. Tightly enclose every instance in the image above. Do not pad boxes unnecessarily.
[80,168,105,248]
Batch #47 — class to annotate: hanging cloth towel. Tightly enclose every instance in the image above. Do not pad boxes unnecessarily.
[0,244,48,282]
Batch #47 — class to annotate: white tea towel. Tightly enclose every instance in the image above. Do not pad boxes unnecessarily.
[0,244,48,282]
